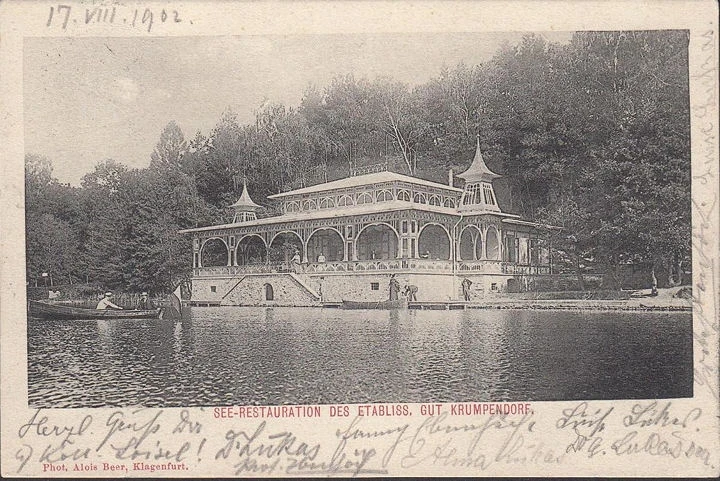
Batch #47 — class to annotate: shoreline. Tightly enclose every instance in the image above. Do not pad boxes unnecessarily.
[463,299,692,312]
[183,297,693,312]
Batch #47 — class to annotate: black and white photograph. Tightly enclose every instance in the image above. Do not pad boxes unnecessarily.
[1,1,717,478]
[23,29,693,407]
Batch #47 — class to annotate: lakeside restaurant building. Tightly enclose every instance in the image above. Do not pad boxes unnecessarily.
[180,141,553,306]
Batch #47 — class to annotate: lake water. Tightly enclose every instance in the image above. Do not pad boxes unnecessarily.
[27,307,693,408]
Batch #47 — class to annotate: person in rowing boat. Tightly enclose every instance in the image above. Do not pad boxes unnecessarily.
[135,292,154,310]
[96,291,123,310]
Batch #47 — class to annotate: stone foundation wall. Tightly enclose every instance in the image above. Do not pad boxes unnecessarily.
[192,272,545,305]
[193,275,320,306]
[311,273,456,302]
[459,274,516,299]
[224,275,319,306]
[192,277,235,303]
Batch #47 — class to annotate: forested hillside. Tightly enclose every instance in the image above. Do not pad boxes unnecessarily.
[25,31,690,293]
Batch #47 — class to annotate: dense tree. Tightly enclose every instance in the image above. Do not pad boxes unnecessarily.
[121,167,216,292]
[25,154,84,285]
[150,121,187,170]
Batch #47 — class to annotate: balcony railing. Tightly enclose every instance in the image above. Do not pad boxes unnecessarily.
[304,258,455,273]
[193,263,291,277]
[194,259,551,277]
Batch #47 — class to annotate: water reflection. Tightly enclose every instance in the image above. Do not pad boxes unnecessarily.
[27,308,693,408]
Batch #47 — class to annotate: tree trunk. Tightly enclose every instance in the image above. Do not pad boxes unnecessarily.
[609,255,622,290]
[676,259,684,285]
[651,266,658,296]
[383,103,413,175]
[667,255,683,287]
[574,248,585,291]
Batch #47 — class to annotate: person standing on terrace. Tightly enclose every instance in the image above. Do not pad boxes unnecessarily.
[291,250,301,272]
[389,274,400,300]
[462,278,473,301]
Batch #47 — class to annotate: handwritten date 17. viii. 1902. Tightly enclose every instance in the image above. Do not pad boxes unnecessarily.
[46,5,184,33]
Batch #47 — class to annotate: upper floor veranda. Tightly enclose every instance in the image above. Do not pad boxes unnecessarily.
[267,171,467,214]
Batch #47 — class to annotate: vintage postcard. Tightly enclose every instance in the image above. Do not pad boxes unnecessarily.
[1,0,718,477]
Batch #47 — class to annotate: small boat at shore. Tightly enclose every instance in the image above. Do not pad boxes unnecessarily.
[341,299,408,310]
[28,300,162,320]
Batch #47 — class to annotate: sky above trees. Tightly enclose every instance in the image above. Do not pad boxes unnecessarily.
[24,32,572,185]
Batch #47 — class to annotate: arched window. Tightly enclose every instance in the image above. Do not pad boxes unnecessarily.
[486,227,500,260]
[376,189,393,202]
[397,189,411,202]
[357,224,398,260]
[235,235,267,265]
[462,183,481,205]
[307,228,344,262]
[264,283,274,300]
[483,184,497,205]
[413,192,427,204]
[269,232,303,264]
[459,226,479,261]
[429,194,442,206]
[200,238,229,267]
[356,192,373,205]
[418,224,451,260]
[444,197,456,208]
[337,194,353,207]
[302,199,318,211]
[285,201,299,213]
[319,197,335,209]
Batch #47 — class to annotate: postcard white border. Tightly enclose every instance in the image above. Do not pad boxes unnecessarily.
[1,1,718,477]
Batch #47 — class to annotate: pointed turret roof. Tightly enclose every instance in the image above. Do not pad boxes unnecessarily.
[456,136,501,183]
[229,181,261,211]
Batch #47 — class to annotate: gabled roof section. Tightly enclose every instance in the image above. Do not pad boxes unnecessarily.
[456,136,501,183]
[267,171,462,199]
[229,181,261,211]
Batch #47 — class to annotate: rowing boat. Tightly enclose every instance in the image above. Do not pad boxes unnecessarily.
[28,300,162,320]
[341,299,408,310]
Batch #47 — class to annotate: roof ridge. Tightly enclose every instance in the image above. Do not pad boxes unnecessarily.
[268,171,461,199]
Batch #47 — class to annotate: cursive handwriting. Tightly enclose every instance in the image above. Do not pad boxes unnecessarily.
[18,409,92,443]
[215,421,342,476]
[691,28,719,403]
[11,400,716,475]
[399,412,555,470]
[623,402,701,430]
[556,402,613,458]
[45,4,188,33]
[17,409,93,468]
[556,400,716,471]
[14,408,207,473]
[611,430,713,467]
[96,409,162,457]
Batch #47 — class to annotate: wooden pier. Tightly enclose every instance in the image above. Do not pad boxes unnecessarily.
[186,300,221,307]
[409,301,469,310]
